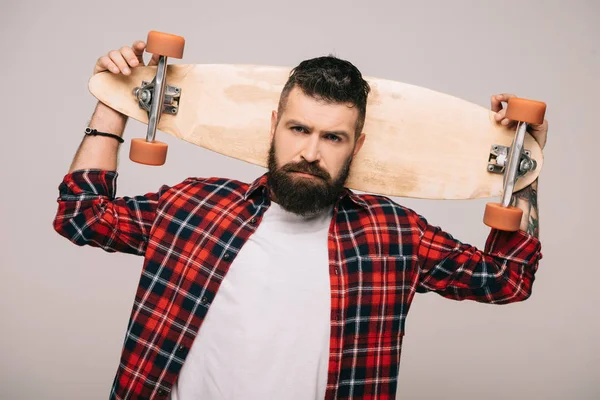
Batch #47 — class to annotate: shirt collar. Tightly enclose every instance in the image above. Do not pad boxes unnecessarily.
[244,173,369,210]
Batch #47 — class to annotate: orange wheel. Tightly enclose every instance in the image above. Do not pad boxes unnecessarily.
[129,138,168,166]
[483,203,523,231]
[505,98,546,125]
[146,31,185,59]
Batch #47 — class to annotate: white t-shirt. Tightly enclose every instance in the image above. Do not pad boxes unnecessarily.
[170,201,333,399]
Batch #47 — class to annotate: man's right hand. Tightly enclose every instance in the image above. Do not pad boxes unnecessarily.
[93,40,160,76]
[67,40,161,174]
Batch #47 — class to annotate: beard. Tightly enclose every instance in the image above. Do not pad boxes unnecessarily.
[266,138,353,216]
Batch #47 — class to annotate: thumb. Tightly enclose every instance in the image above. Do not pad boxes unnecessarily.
[132,40,146,64]
[147,53,161,67]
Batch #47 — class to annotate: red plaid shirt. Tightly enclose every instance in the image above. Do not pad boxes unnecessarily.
[53,169,542,399]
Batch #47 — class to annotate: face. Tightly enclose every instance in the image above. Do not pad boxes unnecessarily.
[267,87,366,216]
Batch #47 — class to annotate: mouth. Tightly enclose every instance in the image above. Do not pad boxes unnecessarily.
[289,171,324,180]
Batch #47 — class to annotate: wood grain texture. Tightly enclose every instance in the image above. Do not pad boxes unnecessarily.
[88,64,543,199]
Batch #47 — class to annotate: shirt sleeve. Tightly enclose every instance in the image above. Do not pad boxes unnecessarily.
[412,212,542,304]
[53,169,174,256]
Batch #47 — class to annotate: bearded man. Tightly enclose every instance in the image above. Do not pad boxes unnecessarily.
[53,39,545,400]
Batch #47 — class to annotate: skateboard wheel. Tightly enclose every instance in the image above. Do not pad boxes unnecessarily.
[505,98,546,125]
[483,203,523,231]
[129,138,168,166]
[146,31,185,59]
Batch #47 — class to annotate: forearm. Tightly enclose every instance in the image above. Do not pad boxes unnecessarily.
[511,179,539,237]
[68,101,127,173]
[415,211,542,304]
[53,168,168,255]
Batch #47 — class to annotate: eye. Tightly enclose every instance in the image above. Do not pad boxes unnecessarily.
[291,126,308,133]
[325,134,342,142]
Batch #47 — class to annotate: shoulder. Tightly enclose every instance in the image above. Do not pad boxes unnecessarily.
[347,191,422,224]
[351,193,435,240]
[160,176,251,201]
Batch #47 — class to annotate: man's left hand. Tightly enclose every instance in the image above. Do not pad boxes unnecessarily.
[491,93,548,150]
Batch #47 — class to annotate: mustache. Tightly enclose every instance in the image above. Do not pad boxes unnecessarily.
[280,160,331,180]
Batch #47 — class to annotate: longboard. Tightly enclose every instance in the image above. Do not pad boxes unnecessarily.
[88,64,543,200]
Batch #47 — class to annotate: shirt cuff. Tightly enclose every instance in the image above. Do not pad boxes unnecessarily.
[485,229,542,266]
[58,168,119,199]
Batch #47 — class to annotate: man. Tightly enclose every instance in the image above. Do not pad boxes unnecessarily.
[54,40,546,400]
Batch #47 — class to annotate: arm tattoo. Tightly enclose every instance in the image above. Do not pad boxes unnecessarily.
[510,179,539,237]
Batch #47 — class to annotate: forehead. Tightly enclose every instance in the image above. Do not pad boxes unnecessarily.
[280,87,359,131]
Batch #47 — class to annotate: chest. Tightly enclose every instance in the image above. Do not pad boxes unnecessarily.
[145,199,419,337]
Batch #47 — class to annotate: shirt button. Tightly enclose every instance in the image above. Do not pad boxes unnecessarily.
[201,296,208,304]
[157,388,168,396]
[334,268,339,275]
[177,344,185,352]
[224,253,230,260]
[250,217,257,224]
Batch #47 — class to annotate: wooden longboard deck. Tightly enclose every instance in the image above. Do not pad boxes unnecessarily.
[88,64,543,199]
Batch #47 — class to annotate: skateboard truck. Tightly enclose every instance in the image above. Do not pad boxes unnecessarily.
[483,98,546,231]
[487,144,537,177]
[128,31,185,166]
[133,80,181,116]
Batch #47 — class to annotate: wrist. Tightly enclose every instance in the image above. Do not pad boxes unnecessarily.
[89,101,127,137]
[510,179,539,237]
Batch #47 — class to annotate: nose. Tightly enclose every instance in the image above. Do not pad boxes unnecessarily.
[300,134,320,163]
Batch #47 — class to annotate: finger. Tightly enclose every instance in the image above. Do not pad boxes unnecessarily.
[494,108,506,122]
[497,93,517,102]
[491,95,503,113]
[490,93,515,111]
[108,50,131,75]
[97,55,120,74]
[497,94,518,126]
[120,46,140,68]
[501,117,519,130]
[132,41,146,64]
[147,53,160,67]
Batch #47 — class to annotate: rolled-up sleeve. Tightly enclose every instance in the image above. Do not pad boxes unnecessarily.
[53,169,172,256]
[413,212,542,304]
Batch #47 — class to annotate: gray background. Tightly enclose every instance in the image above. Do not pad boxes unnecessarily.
[1,0,598,399]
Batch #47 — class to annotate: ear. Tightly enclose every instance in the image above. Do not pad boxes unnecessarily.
[353,133,366,157]
[270,110,278,139]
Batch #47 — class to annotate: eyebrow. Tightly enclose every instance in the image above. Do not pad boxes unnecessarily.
[286,119,351,140]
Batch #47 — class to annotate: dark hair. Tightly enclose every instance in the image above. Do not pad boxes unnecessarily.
[277,55,371,140]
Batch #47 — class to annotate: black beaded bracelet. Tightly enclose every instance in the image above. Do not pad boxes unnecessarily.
[84,127,124,143]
